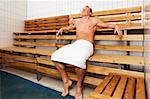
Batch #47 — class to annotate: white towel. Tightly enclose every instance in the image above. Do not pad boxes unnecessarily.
[51,39,94,69]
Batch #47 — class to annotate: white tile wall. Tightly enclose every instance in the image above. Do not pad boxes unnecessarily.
[0,0,27,48]
[27,0,143,19]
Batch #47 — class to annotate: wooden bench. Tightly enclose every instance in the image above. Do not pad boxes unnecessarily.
[88,73,146,99]
[0,6,145,88]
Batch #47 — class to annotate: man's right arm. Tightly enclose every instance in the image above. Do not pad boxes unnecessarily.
[61,25,76,31]
[56,19,76,36]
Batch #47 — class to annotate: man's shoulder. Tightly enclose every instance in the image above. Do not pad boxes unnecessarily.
[70,18,80,23]
[69,18,78,25]
[74,18,81,22]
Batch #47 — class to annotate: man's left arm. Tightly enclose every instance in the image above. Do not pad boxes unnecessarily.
[96,19,123,38]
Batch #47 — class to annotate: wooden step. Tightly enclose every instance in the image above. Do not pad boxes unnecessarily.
[88,73,146,99]
[37,66,103,86]
[1,53,144,78]
[36,57,144,78]
[3,60,103,86]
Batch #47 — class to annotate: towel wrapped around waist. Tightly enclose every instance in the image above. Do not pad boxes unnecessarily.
[51,39,94,69]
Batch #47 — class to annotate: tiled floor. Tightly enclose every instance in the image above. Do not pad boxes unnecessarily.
[0,67,94,99]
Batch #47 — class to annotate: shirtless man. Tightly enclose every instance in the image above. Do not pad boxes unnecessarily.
[51,5,123,99]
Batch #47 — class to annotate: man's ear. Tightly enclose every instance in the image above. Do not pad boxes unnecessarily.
[90,12,92,16]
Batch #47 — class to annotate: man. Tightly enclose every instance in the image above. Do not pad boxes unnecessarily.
[51,5,123,99]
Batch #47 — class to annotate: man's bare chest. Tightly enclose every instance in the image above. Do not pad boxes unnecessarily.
[76,22,95,29]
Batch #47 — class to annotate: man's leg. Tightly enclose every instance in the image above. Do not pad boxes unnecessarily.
[75,67,86,99]
[54,61,72,96]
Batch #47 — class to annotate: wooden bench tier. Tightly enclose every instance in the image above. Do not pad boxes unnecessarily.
[0,45,144,66]
[0,52,144,86]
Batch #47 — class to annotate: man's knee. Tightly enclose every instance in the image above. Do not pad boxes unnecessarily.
[54,61,65,69]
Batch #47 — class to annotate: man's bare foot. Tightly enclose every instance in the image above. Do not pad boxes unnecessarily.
[75,86,83,99]
[61,80,72,97]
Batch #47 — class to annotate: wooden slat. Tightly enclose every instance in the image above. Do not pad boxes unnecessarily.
[96,22,142,31]
[40,19,69,24]
[99,14,141,22]
[102,75,120,96]
[14,30,58,34]
[124,77,136,99]
[88,74,114,99]
[14,35,56,39]
[55,35,144,41]
[13,41,144,52]
[94,74,113,93]
[136,77,146,99]
[37,66,102,86]
[87,65,144,78]
[25,15,69,23]
[25,20,69,26]
[3,61,37,70]
[95,45,144,52]
[93,6,141,16]
[0,47,53,56]
[89,92,120,99]
[13,41,56,47]
[14,35,143,41]
[24,25,66,31]
[91,77,119,98]
[1,53,36,63]
[89,54,144,66]
[113,76,128,98]
[38,22,69,27]
[1,47,37,54]
[69,6,141,18]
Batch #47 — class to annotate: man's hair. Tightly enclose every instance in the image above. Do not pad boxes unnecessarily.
[85,5,92,13]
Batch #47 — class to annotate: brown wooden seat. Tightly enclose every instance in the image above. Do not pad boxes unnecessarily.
[88,73,146,99]
[0,45,144,66]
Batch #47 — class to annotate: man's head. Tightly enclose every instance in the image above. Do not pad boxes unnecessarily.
[81,5,92,17]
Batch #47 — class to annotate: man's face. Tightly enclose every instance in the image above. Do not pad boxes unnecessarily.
[81,6,92,17]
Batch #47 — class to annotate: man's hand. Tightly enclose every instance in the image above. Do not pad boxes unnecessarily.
[56,28,64,36]
[114,25,123,38]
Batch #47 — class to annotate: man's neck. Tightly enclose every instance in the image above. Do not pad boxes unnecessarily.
[82,16,90,20]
